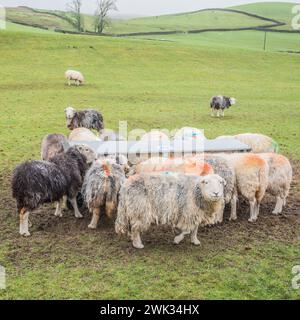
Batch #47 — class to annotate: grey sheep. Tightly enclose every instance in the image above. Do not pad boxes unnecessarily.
[210,95,236,117]
[82,160,126,229]
[41,134,68,161]
[115,173,226,249]
[65,107,104,133]
[11,147,88,237]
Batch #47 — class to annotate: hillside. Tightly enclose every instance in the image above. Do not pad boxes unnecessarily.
[232,2,298,30]
[106,9,279,35]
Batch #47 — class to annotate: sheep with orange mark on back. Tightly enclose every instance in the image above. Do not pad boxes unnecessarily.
[134,157,213,177]
[81,159,126,230]
[260,153,292,214]
[219,153,269,222]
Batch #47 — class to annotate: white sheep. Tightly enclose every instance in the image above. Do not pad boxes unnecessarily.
[69,128,101,142]
[140,130,170,142]
[65,70,84,86]
[173,127,205,140]
[115,173,226,249]
[260,153,292,214]
[216,133,279,153]
[220,153,269,222]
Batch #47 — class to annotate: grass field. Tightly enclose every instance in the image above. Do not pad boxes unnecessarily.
[0,28,299,299]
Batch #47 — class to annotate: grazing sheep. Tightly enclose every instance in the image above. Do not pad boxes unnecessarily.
[216,133,279,153]
[11,147,88,237]
[210,95,236,117]
[65,70,84,86]
[115,173,226,249]
[41,134,68,161]
[221,153,269,222]
[65,107,104,133]
[135,157,213,176]
[203,154,237,223]
[99,129,126,141]
[173,127,205,140]
[69,128,101,142]
[140,130,169,142]
[82,160,126,229]
[260,153,292,214]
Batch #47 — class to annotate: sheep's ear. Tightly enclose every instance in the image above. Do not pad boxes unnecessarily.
[222,178,227,186]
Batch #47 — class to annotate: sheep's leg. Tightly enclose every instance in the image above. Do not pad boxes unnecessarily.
[69,197,83,219]
[229,195,238,221]
[54,198,64,217]
[221,109,225,117]
[105,201,116,219]
[174,230,190,245]
[68,79,71,86]
[217,110,220,117]
[272,196,283,215]
[19,208,31,237]
[211,109,215,117]
[131,230,144,249]
[255,202,261,220]
[88,208,100,229]
[248,200,257,222]
[190,226,201,246]
[216,202,225,224]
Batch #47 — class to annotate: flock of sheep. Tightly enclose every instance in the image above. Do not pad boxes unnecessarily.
[10,70,293,249]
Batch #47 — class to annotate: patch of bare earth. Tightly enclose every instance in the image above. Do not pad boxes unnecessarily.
[0,162,299,264]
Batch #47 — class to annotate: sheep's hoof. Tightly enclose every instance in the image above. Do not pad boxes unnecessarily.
[75,213,83,219]
[248,218,257,223]
[133,242,144,249]
[88,224,97,230]
[20,231,31,237]
[55,212,63,218]
[192,239,201,246]
[272,210,281,215]
[229,216,237,221]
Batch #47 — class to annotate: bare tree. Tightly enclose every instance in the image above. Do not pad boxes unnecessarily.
[67,0,84,32]
[94,0,117,34]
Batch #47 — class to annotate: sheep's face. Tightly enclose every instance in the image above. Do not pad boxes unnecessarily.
[229,98,236,106]
[199,174,226,202]
[65,107,76,128]
[75,144,96,165]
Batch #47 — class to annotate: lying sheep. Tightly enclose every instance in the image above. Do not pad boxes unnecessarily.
[217,133,279,153]
[221,153,269,222]
[203,154,237,223]
[82,160,126,229]
[260,153,292,214]
[135,157,213,177]
[65,70,84,86]
[41,133,68,161]
[65,107,104,133]
[210,95,236,117]
[11,147,88,237]
[115,173,226,249]
[69,128,101,142]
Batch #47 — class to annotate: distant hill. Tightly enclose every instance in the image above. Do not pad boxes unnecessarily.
[231,2,298,30]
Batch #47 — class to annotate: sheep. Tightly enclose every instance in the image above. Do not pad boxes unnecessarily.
[69,128,101,142]
[11,147,88,237]
[82,160,126,229]
[260,153,292,214]
[140,130,169,142]
[134,157,213,177]
[99,129,126,141]
[210,95,236,117]
[173,127,205,140]
[74,144,97,165]
[216,133,279,153]
[65,107,104,133]
[97,154,130,175]
[220,153,269,222]
[41,133,68,161]
[203,154,237,223]
[65,70,84,86]
[115,173,226,249]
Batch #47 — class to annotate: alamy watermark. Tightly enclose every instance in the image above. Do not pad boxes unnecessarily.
[292,265,300,290]
[0,265,6,290]
[292,5,300,30]
[0,4,6,30]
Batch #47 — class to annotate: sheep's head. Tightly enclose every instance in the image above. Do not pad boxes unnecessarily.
[229,98,236,106]
[65,107,76,129]
[75,144,96,165]
[198,174,226,202]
